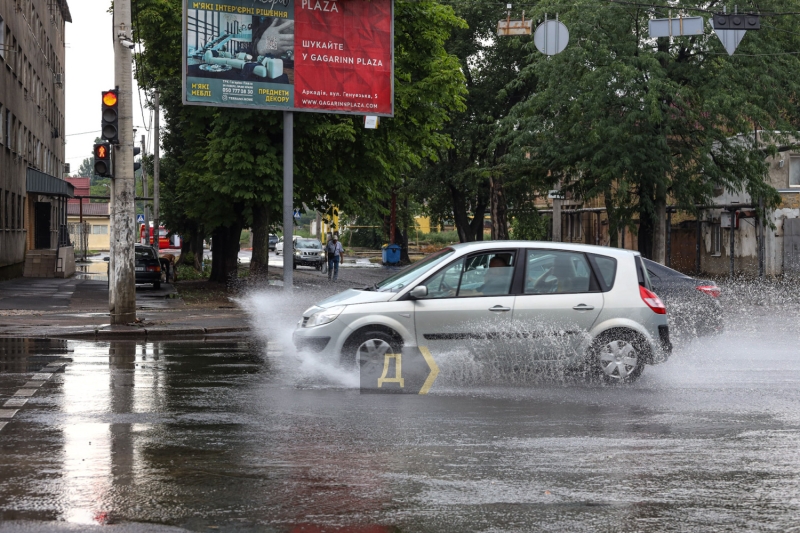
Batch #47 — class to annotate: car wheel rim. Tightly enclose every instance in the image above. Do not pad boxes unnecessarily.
[598,340,638,380]
[356,339,392,365]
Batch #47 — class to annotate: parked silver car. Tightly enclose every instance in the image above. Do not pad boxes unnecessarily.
[293,242,671,383]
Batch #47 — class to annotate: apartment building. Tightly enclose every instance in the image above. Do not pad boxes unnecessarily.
[0,0,72,280]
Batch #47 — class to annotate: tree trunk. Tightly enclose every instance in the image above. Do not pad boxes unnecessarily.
[652,182,667,264]
[250,203,270,278]
[400,196,411,264]
[604,190,619,248]
[489,174,509,240]
[192,232,204,271]
[209,222,242,284]
[637,179,655,258]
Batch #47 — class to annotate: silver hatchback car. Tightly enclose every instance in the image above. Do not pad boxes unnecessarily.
[293,242,671,383]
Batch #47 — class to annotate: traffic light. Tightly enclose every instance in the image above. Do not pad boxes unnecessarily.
[101,90,119,143]
[133,146,141,172]
[93,142,112,177]
[713,12,760,30]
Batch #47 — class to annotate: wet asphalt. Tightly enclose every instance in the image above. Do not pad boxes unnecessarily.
[1,276,800,532]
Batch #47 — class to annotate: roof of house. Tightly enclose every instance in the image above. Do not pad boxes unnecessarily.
[65,177,91,201]
[67,202,109,217]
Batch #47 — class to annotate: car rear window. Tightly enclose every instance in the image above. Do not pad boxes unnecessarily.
[135,248,156,260]
[590,254,617,290]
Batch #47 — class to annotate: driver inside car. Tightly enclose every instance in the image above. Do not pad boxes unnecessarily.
[479,256,514,295]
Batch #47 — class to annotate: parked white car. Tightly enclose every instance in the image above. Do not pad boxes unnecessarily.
[293,241,671,383]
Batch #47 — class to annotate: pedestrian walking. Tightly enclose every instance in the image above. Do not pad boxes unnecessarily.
[325,234,345,281]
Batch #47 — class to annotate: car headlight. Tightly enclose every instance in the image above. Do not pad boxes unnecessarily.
[294,251,301,256]
[304,305,346,328]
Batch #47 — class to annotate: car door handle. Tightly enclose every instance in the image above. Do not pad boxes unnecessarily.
[572,304,595,311]
[489,305,511,312]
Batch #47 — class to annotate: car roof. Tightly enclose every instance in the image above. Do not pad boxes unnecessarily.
[446,240,641,259]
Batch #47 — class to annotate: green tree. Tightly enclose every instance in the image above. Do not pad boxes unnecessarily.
[132,0,466,282]
[501,0,799,258]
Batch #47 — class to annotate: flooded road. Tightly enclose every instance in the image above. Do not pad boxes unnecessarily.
[1,310,800,531]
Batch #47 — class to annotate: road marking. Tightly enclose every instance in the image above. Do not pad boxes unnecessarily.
[2,398,27,408]
[35,373,53,379]
[23,381,45,388]
[0,409,19,418]
[13,389,37,397]
[0,422,6,431]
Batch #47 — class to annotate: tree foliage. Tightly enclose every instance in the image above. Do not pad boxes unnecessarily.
[500,0,800,255]
[132,0,466,280]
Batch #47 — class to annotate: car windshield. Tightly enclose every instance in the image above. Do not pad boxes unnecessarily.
[296,239,321,250]
[135,247,156,260]
[374,248,456,292]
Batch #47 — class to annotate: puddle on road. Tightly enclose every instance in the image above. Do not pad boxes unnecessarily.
[74,261,108,281]
[1,280,800,532]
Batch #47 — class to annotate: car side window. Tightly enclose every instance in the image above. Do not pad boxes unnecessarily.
[525,250,592,294]
[457,252,516,297]
[589,254,617,291]
[420,258,465,299]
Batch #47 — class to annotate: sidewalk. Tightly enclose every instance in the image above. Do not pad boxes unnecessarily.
[0,276,249,340]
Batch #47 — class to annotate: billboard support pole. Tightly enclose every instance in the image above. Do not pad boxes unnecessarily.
[283,111,293,292]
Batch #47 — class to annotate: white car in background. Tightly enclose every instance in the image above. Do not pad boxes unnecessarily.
[293,241,672,383]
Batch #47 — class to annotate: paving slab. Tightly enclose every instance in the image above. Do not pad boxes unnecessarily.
[0,409,19,418]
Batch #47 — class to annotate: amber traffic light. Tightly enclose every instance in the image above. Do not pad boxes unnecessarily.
[101,89,119,143]
[93,142,112,177]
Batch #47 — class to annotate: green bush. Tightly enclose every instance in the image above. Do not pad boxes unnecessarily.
[422,230,459,245]
[240,229,251,245]
[510,210,548,241]
[177,264,208,281]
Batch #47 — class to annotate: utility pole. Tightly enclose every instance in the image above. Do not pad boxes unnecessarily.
[153,91,160,249]
[141,134,149,242]
[109,0,136,324]
[552,198,562,242]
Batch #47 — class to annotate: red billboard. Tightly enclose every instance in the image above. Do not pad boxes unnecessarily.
[183,0,394,116]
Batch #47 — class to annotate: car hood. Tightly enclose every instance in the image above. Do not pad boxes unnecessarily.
[315,289,396,308]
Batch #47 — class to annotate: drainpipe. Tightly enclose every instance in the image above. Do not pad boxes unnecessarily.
[728,207,735,277]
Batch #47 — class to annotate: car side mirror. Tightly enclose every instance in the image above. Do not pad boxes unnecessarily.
[409,285,428,300]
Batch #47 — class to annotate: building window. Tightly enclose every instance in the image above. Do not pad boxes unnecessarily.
[92,225,109,235]
[4,191,8,229]
[0,188,3,229]
[790,156,800,187]
[10,193,15,230]
[711,223,722,256]
[0,14,5,61]
[18,195,22,229]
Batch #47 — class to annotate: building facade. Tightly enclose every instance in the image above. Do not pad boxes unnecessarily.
[0,0,72,280]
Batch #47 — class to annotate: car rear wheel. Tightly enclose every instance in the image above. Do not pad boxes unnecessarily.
[342,330,402,369]
[588,330,646,384]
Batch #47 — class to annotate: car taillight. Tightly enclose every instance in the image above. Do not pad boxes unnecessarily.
[696,285,720,298]
[640,285,667,314]
[146,265,161,272]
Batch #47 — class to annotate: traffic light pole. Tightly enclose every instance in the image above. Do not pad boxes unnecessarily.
[110,0,137,324]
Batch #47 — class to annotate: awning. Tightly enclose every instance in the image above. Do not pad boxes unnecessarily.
[26,168,74,198]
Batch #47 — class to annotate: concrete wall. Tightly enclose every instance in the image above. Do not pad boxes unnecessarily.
[0,0,69,270]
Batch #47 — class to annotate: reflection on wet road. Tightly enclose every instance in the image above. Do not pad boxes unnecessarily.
[1,314,800,532]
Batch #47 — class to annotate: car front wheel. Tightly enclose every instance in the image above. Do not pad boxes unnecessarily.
[589,330,646,384]
[342,329,402,369]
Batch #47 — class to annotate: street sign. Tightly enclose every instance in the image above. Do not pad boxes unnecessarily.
[534,17,569,56]
[648,16,704,38]
[136,214,145,224]
[548,190,565,199]
[712,19,747,55]
[293,208,301,220]
[497,19,533,36]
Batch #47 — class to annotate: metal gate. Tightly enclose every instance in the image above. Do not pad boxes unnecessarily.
[783,218,800,274]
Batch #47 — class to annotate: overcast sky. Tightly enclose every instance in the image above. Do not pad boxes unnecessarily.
[64,2,153,172]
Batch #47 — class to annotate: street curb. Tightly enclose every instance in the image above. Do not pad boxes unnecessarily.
[5,326,253,341]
